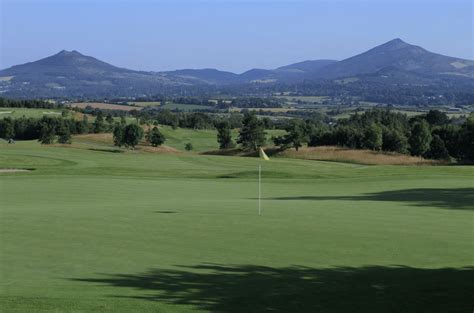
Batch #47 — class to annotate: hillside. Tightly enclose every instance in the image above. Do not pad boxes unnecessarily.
[0,39,473,98]
[0,50,176,98]
[313,38,474,80]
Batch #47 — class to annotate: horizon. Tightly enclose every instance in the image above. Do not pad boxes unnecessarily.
[1,0,472,73]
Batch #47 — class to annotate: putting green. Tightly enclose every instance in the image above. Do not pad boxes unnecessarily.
[1,141,473,312]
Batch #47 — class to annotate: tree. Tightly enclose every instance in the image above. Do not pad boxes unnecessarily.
[0,117,15,139]
[113,123,125,147]
[106,113,114,125]
[432,125,461,159]
[122,123,144,148]
[228,112,243,128]
[120,116,127,126]
[425,110,449,126]
[237,112,266,151]
[216,121,234,149]
[333,125,363,149]
[38,118,56,144]
[426,134,450,160]
[57,123,72,144]
[185,142,193,151]
[458,114,474,161]
[82,115,90,134]
[273,119,307,151]
[362,123,383,150]
[146,126,165,147]
[93,111,105,133]
[409,120,432,156]
[382,129,408,153]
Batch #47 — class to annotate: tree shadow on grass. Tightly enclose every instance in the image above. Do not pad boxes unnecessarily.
[71,264,473,313]
[267,188,474,211]
[88,148,124,153]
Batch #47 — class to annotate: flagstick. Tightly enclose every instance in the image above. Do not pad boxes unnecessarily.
[258,164,261,216]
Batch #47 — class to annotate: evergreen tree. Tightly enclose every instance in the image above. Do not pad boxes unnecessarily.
[237,112,266,151]
[216,121,234,149]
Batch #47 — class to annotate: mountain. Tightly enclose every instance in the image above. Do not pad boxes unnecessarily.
[277,59,337,72]
[312,38,474,80]
[0,50,180,98]
[0,39,473,98]
[239,60,338,83]
[162,68,239,85]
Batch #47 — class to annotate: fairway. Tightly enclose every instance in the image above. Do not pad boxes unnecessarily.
[1,141,473,312]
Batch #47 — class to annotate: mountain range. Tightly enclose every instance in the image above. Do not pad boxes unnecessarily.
[0,38,473,98]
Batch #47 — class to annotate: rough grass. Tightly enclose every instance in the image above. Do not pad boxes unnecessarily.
[278,146,437,165]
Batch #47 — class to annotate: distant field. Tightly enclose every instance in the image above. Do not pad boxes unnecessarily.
[69,102,141,111]
[128,101,162,107]
[0,107,62,118]
[275,95,329,103]
[161,103,213,111]
[229,107,298,113]
[127,102,213,111]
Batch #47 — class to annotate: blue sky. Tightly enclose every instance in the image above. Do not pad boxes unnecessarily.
[1,0,472,73]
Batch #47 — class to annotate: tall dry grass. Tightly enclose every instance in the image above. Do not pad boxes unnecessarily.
[279,146,438,165]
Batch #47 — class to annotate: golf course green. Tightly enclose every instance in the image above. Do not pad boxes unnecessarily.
[1,140,473,312]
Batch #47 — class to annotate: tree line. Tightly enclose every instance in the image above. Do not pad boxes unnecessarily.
[271,109,474,162]
[2,106,473,162]
[0,111,116,144]
[0,97,58,109]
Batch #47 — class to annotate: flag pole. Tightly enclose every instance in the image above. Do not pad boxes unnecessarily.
[258,164,261,216]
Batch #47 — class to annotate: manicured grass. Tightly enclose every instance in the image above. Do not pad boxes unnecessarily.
[148,126,284,152]
[0,141,473,312]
